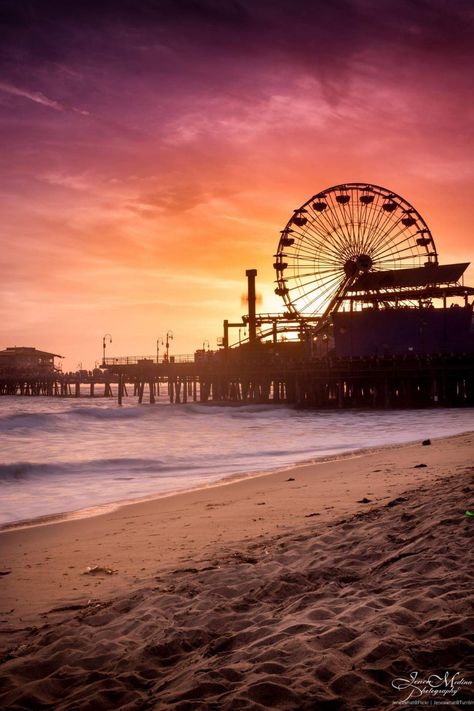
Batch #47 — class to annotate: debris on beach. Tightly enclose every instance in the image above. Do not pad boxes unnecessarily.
[422,439,431,446]
[414,463,427,468]
[82,565,115,576]
[357,497,372,504]
[286,477,295,481]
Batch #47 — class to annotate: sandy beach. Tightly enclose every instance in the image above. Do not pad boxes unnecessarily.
[1,431,473,709]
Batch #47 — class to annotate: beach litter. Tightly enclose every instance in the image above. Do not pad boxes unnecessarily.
[82,565,115,576]
[422,439,431,446]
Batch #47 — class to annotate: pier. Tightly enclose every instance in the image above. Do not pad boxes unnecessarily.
[0,372,116,398]
[100,350,474,408]
[1,348,473,409]
[2,184,473,409]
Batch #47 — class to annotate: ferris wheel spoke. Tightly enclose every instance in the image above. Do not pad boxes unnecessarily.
[291,240,343,266]
[325,191,358,254]
[285,267,340,281]
[363,193,406,255]
[302,275,349,313]
[362,202,402,256]
[358,192,391,253]
[295,232,347,266]
[303,214,350,261]
[350,187,365,253]
[299,229,346,263]
[284,277,341,304]
[292,222,345,263]
[373,237,422,263]
[374,251,424,266]
[373,223,417,250]
[368,217,411,258]
[353,188,366,255]
[308,199,355,257]
[366,196,421,257]
[355,194,375,252]
[352,191,380,254]
[285,270,343,293]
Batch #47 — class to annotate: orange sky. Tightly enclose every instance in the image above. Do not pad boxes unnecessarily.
[1,1,473,369]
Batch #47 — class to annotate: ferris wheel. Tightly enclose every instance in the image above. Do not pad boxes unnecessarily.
[274,183,438,323]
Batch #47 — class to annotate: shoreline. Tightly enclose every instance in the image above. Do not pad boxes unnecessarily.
[1,430,473,627]
[2,429,472,533]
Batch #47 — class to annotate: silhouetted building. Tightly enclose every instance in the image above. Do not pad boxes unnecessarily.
[332,306,474,358]
[0,347,63,374]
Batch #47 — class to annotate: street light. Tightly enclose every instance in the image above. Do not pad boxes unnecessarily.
[156,337,164,364]
[102,334,112,366]
[165,330,173,362]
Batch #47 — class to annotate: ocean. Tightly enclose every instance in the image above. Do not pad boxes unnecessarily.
[0,394,473,527]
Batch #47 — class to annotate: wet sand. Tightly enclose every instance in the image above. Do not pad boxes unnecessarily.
[1,432,473,709]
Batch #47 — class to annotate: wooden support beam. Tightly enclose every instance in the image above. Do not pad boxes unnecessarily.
[118,373,123,406]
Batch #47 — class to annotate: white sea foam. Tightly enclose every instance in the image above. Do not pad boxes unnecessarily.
[0,395,473,526]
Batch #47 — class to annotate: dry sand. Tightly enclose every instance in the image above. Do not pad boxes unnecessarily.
[1,431,473,710]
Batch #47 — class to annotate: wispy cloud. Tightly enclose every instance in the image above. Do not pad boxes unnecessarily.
[0,81,90,115]
[0,81,64,111]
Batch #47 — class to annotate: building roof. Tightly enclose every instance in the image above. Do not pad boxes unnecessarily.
[0,347,63,359]
[350,263,469,292]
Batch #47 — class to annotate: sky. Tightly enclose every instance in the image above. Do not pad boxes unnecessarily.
[0,0,473,369]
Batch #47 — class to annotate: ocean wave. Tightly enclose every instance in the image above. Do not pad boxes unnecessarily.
[0,404,162,430]
[0,457,198,482]
[0,411,62,431]
[70,406,153,420]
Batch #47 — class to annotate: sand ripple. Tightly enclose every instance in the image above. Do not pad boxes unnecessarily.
[1,471,473,710]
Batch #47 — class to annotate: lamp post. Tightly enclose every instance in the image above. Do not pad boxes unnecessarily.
[156,337,164,364]
[165,330,173,362]
[102,334,112,366]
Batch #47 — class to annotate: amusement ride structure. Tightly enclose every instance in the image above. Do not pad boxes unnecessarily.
[229,182,473,356]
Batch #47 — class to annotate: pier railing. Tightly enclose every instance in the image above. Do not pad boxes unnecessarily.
[103,354,196,365]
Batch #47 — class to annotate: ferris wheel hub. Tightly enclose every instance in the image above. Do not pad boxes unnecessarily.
[356,254,373,272]
[344,255,373,277]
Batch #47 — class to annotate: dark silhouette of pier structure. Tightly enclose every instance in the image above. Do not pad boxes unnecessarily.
[103,348,474,409]
[2,185,473,408]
